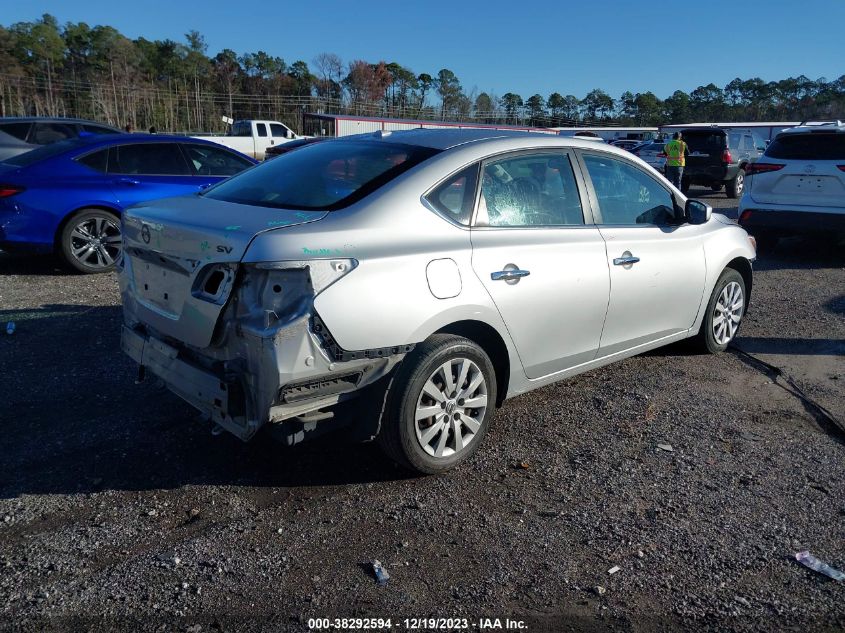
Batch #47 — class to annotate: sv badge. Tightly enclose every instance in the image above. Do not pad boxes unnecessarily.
[216,245,233,254]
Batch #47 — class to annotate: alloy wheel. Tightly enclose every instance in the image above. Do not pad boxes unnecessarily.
[68,215,122,270]
[414,357,488,458]
[712,281,744,345]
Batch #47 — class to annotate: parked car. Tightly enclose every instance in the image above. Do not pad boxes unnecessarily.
[0,134,256,272]
[679,127,766,198]
[631,140,666,170]
[738,121,845,249]
[264,136,328,159]
[119,129,755,474]
[609,139,641,151]
[0,117,123,162]
[193,119,304,160]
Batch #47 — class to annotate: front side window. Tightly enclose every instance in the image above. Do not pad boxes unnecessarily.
[582,154,678,226]
[270,123,289,138]
[108,143,190,175]
[183,143,254,176]
[204,140,439,211]
[32,122,76,144]
[476,153,584,227]
[742,135,755,150]
[426,164,479,226]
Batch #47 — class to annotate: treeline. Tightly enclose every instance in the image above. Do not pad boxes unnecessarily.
[1,14,843,133]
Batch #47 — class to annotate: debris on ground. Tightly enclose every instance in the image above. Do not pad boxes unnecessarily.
[595,585,607,596]
[372,560,390,585]
[795,551,845,581]
[656,443,674,452]
[608,566,621,575]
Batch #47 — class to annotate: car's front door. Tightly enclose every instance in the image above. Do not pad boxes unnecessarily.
[578,151,707,357]
[469,151,610,379]
[108,142,197,207]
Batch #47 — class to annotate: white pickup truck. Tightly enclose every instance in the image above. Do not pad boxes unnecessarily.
[192,120,303,160]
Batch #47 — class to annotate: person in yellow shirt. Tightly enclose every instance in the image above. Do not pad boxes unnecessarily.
[664,132,689,189]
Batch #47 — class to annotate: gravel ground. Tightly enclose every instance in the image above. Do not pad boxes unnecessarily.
[1,191,843,632]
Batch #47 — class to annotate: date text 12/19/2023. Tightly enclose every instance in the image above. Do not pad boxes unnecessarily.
[307,617,528,630]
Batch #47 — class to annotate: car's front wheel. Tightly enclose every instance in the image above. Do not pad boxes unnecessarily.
[60,209,122,274]
[378,334,496,474]
[726,169,745,198]
[695,268,746,353]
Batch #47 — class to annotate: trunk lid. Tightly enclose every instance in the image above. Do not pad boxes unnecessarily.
[748,161,845,207]
[121,195,326,348]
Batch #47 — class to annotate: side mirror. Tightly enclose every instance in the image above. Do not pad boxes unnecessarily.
[287,129,294,139]
[686,199,712,225]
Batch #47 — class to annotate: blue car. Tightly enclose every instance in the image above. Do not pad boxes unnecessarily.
[0,134,257,272]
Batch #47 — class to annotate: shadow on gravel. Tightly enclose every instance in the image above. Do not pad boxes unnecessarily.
[0,304,412,500]
[752,237,845,271]
[0,253,70,276]
[737,336,845,356]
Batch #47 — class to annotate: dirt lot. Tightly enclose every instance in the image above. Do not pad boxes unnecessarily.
[1,192,843,632]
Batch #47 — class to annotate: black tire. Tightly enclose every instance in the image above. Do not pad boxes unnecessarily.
[710,183,723,192]
[726,169,745,198]
[378,334,497,475]
[60,209,122,274]
[694,268,747,354]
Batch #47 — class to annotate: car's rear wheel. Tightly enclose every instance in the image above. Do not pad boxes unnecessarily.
[60,209,122,274]
[726,169,745,198]
[378,334,496,474]
[695,268,746,354]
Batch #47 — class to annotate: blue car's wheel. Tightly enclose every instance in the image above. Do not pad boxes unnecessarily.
[60,209,122,274]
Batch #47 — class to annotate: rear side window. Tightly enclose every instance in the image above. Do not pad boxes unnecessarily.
[183,143,254,176]
[765,133,845,160]
[685,132,726,153]
[204,140,440,211]
[256,123,268,137]
[77,149,108,173]
[0,122,31,141]
[3,138,84,166]
[108,143,190,175]
[426,164,479,226]
[742,135,755,150]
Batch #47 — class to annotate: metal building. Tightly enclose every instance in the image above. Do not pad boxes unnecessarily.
[302,113,558,138]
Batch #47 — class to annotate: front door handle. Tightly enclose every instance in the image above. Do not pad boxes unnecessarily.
[114,178,140,186]
[491,268,530,283]
[613,254,640,266]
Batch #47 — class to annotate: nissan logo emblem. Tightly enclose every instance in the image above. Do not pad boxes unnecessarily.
[141,224,151,244]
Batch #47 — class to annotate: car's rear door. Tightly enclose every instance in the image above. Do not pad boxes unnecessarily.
[469,150,610,379]
[577,150,707,356]
[108,142,197,207]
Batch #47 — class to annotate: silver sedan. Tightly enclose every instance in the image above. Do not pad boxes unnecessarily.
[119,130,756,473]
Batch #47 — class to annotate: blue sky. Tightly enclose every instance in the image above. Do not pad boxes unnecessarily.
[5,0,844,100]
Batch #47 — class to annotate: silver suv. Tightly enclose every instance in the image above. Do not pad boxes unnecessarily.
[739,121,845,249]
[119,130,756,473]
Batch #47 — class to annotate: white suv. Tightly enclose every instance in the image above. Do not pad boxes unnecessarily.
[738,121,845,249]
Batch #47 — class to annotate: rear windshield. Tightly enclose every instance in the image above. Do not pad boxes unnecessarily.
[765,133,845,160]
[2,138,86,167]
[683,132,726,152]
[204,140,440,211]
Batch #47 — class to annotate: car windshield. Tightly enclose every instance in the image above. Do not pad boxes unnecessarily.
[765,133,845,160]
[2,138,86,167]
[204,140,440,211]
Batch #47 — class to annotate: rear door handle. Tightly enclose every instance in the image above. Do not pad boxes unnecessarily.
[114,178,140,186]
[491,268,530,282]
[613,255,640,266]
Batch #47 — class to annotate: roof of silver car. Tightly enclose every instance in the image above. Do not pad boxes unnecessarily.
[343,128,560,150]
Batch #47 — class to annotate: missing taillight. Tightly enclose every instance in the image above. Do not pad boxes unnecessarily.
[192,263,235,304]
[204,270,225,296]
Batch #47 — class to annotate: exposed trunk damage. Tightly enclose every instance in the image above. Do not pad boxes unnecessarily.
[119,200,407,443]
